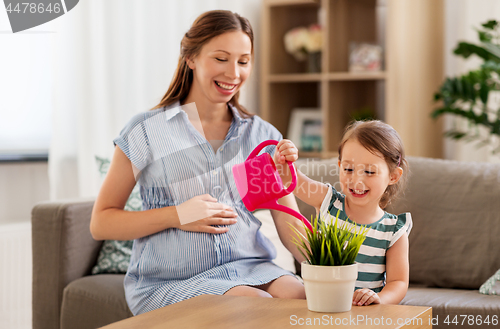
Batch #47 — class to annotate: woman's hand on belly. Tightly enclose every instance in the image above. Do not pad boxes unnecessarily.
[174,194,238,234]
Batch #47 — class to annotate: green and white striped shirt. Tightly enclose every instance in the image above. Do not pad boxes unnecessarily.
[320,185,412,293]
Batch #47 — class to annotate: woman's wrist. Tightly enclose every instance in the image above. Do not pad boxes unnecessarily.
[164,205,182,230]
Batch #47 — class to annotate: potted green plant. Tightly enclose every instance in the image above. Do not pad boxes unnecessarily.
[291,211,369,312]
[432,19,500,153]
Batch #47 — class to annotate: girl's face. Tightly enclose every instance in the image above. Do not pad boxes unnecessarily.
[187,31,252,105]
[338,139,401,210]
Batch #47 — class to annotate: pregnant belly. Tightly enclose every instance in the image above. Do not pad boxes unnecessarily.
[138,230,218,280]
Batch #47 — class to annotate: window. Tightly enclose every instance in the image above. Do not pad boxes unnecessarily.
[0,10,54,161]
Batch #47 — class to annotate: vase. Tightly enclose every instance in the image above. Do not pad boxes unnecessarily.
[301,262,358,313]
[307,52,321,73]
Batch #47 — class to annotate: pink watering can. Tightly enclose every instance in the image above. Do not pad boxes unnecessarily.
[232,140,313,232]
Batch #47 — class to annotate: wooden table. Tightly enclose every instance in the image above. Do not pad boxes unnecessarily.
[100,295,432,329]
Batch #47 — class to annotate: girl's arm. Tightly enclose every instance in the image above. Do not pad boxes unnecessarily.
[274,140,329,210]
[352,232,409,306]
[90,146,237,241]
[293,170,330,210]
[378,232,410,304]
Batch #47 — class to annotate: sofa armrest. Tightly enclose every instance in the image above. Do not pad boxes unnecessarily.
[32,198,101,329]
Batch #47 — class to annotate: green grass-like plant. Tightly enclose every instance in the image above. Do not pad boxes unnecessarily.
[290,210,369,266]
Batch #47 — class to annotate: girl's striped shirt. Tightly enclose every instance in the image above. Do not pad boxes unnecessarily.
[319,184,412,293]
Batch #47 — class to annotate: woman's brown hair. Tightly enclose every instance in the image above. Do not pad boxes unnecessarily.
[338,120,409,209]
[151,10,254,117]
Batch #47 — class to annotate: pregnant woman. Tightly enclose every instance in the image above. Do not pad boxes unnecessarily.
[90,10,306,315]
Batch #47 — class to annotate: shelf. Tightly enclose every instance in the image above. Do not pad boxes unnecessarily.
[262,0,389,157]
[268,82,320,136]
[326,71,386,81]
[267,3,320,74]
[267,0,319,7]
[297,151,322,158]
[268,72,386,83]
[262,0,445,159]
[299,151,339,159]
[268,73,322,83]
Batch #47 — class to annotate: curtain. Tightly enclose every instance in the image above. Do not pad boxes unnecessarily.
[443,0,500,163]
[49,0,262,199]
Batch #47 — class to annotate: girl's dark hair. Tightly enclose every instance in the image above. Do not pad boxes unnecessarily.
[338,120,409,209]
[151,10,254,117]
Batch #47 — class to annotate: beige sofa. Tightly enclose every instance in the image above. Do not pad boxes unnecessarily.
[32,156,500,329]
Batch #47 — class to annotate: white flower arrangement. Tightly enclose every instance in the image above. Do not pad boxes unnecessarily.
[284,24,323,61]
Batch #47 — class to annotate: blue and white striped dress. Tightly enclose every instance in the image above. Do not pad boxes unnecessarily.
[114,102,294,315]
[319,185,412,293]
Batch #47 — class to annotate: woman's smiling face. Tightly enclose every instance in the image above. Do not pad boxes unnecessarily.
[187,31,252,105]
[338,139,395,210]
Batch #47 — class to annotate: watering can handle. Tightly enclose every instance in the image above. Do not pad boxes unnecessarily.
[248,140,298,193]
[247,140,279,159]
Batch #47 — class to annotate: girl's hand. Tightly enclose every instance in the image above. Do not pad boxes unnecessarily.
[175,194,238,234]
[273,139,299,165]
[352,288,381,306]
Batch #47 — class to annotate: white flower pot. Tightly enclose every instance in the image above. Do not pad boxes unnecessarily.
[301,262,358,313]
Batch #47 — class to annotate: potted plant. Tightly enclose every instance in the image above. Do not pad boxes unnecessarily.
[432,19,500,154]
[290,211,369,312]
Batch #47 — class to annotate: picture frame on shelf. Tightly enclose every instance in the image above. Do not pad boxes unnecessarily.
[349,42,383,72]
[288,108,323,152]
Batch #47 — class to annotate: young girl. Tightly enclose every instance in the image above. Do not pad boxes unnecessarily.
[90,10,306,315]
[276,120,412,306]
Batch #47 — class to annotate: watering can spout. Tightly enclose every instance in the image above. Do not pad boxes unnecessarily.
[232,140,313,232]
[259,201,314,232]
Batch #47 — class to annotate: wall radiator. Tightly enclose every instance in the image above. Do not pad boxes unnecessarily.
[0,221,32,329]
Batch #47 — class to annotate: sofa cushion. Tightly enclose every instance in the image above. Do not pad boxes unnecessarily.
[60,274,132,329]
[387,157,500,289]
[92,240,134,275]
[402,287,500,329]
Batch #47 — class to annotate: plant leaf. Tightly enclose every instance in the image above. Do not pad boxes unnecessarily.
[482,20,498,30]
[479,81,490,104]
[478,30,493,43]
[454,42,500,62]
[289,211,369,267]
[482,42,500,62]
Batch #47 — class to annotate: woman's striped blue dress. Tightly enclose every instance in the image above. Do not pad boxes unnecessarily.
[114,102,294,315]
